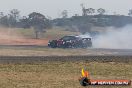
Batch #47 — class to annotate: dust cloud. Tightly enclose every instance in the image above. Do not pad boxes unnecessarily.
[92,25,132,49]
[0,27,48,45]
[0,27,23,40]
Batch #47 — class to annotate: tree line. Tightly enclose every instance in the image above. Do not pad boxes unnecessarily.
[54,7,132,34]
[0,9,52,38]
[0,8,132,37]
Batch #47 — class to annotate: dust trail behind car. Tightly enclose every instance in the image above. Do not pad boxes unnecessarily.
[92,25,132,49]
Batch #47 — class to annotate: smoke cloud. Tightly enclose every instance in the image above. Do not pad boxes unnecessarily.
[92,25,132,49]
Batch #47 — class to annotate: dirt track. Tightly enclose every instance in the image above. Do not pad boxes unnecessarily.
[0,38,49,45]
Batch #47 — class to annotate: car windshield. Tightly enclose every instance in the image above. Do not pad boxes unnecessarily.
[60,36,77,40]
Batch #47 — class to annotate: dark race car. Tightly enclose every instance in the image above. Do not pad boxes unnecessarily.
[48,35,92,48]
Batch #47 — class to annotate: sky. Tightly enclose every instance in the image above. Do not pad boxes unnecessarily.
[0,0,131,18]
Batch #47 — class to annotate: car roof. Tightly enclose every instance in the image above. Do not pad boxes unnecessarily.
[63,35,92,39]
[76,35,92,39]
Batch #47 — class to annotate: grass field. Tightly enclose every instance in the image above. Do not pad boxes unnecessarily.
[0,27,131,88]
[0,47,107,56]
[0,61,131,88]
[5,27,80,39]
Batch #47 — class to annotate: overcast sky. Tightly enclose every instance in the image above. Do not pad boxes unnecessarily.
[0,0,131,18]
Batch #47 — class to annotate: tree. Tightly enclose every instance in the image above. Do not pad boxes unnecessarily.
[10,9,20,20]
[28,12,51,39]
[97,8,105,15]
[0,12,4,18]
[0,16,9,26]
[81,3,87,16]
[0,12,8,27]
[81,4,95,16]
[86,8,95,15]
[8,9,20,27]
[61,10,68,18]
[128,9,132,16]
[19,16,30,28]
[74,14,79,16]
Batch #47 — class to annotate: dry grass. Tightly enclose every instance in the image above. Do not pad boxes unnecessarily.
[0,61,131,88]
[0,26,79,39]
[15,27,80,39]
[0,47,114,56]
[0,27,131,88]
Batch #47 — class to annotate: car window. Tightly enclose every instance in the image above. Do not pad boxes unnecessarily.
[61,36,76,40]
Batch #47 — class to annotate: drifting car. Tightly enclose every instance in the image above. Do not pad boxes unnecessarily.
[48,35,92,48]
